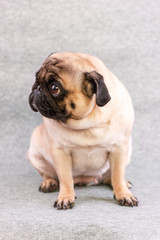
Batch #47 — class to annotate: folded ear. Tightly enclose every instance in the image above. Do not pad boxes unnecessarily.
[84,71,111,107]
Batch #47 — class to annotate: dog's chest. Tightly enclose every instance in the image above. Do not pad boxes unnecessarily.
[72,147,109,177]
[50,122,124,176]
[63,126,124,177]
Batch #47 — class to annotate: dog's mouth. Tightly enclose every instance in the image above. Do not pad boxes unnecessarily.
[69,114,83,120]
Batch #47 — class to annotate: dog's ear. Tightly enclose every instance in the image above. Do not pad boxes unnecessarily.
[84,71,111,107]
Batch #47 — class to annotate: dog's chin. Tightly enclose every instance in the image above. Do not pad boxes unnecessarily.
[37,105,70,123]
[40,111,67,122]
[69,114,83,120]
[44,112,82,123]
[61,116,88,130]
[61,110,94,130]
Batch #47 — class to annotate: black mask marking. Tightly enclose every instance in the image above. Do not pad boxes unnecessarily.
[29,83,68,122]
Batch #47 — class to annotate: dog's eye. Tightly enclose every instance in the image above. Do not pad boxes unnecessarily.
[51,84,60,96]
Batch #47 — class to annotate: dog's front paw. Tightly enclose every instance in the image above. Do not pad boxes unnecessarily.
[54,192,76,210]
[114,188,139,207]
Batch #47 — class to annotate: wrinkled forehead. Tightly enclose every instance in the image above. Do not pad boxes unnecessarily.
[36,54,95,88]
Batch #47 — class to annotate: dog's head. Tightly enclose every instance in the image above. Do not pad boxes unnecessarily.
[29,53,111,123]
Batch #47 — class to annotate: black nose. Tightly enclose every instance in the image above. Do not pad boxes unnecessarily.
[29,90,38,112]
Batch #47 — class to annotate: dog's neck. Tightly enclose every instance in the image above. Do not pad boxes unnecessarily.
[44,103,112,131]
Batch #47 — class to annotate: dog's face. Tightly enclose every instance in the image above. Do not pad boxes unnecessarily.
[29,53,111,124]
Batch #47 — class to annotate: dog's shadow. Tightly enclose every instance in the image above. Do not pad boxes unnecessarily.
[74,184,118,206]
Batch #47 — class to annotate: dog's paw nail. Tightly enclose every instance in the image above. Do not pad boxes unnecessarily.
[119,199,124,206]
[128,181,132,186]
[54,201,57,208]
[69,202,74,209]
[57,202,63,210]
[63,204,68,210]
[129,201,134,207]
[135,199,139,206]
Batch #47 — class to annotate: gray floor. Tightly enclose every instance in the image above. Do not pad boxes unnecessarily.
[0,0,160,239]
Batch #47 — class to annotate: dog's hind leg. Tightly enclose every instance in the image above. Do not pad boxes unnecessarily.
[27,150,59,193]
[98,169,132,189]
[74,176,98,186]
[38,176,59,193]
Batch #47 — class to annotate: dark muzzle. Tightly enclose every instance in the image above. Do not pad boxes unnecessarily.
[29,84,66,122]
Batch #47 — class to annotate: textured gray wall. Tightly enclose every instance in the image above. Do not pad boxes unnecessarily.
[0,0,160,239]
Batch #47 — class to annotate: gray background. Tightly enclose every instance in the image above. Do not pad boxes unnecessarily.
[0,0,160,239]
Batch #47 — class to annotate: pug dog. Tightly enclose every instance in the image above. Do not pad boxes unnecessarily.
[28,52,138,210]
